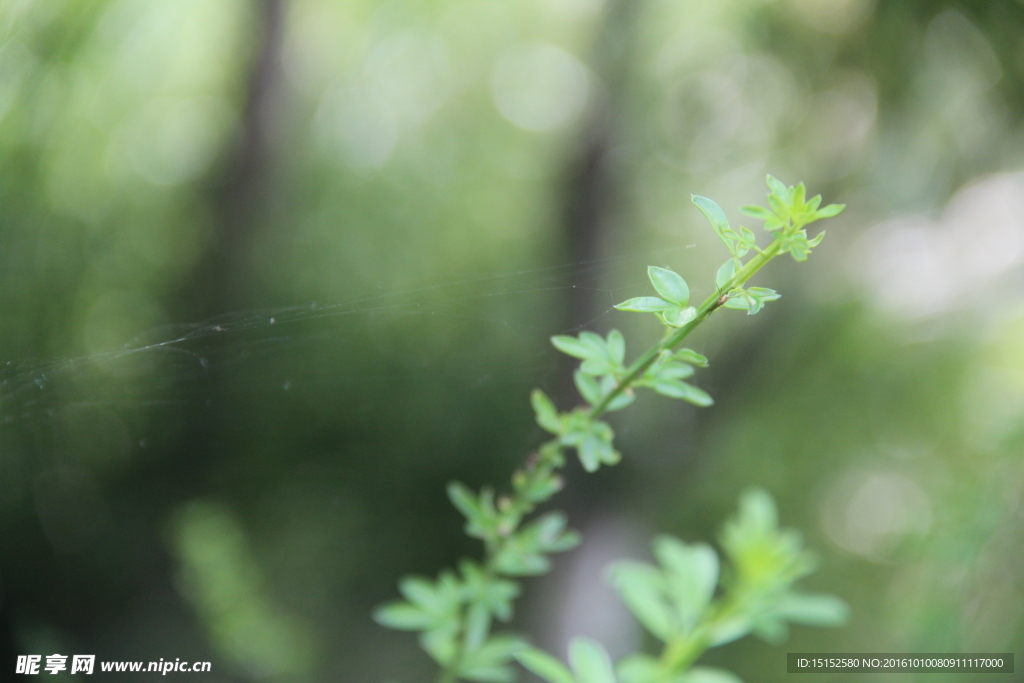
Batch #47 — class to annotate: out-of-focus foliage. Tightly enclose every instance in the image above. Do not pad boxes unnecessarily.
[1,0,1023,681]
[171,502,313,678]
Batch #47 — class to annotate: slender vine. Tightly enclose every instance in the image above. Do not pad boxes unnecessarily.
[375,177,848,683]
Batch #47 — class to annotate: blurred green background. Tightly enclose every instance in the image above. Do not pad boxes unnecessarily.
[1,0,1023,681]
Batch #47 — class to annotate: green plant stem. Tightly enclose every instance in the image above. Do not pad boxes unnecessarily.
[660,634,708,673]
[589,238,783,417]
[656,584,754,676]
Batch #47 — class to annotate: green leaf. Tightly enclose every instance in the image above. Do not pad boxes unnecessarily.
[722,295,749,311]
[551,335,599,360]
[617,654,662,683]
[746,287,779,301]
[680,383,713,407]
[774,593,850,627]
[400,576,446,611]
[606,329,625,365]
[647,266,690,306]
[494,512,581,575]
[492,546,549,576]
[421,625,460,666]
[654,537,719,632]
[460,560,520,622]
[614,297,676,313]
[392,572,462,630]
[578,331,608,358]
[553,332,618,375]
[576,428,619,472]
[605,392,634,412]
[738,226,756,250]
[720,487,820,594]
[692,195,736,253]
[540,441,566,467]
[692,195,730,232]
[707,615,752,646]
[740,205,773,220]
[683,667,744,683]
[649,380,713,406]
[515,648,576,683]
[600,375,634,412]
[531,511,582,553]
[531,390,561,434]
[659,306,697,328]
[767,193,788,222]
[674,349,708,367]
[447,483,497,540]
[741,287,779,315]
[648,378,683,399]
[373,601,433,630]
[580,357,616,377]
[460,665,515,683]
[652,362,694,382]
[479,638,529,658]
[739,488,777,531]
[460,636,527,683]
[752,615,789,644]
[608,562,675,641]
[574,371,603,406]
[815,203,845,218]
[578,435,601,472]
[792,182,806,208]
[558,413,591,447]
[765,174,788,199]
[515,469,564,504]
[463,602,491,650]
[715,260,738,290]
[783,231,814,261]
[569,638,616,683]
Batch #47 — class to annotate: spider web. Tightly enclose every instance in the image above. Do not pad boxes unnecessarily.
[0,241,711,432]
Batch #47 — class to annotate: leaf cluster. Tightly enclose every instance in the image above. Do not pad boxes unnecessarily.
[375,550,568,681]
[634,349,712,406]
[615,267,696,328]
[740,175,843,262]
[516,490,848,683]
[538,326,714,472]
[374,567,525,680]
[375,482,581,681]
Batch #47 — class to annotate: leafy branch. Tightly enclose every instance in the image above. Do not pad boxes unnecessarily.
[374,177,846,683]
[515,490,849,683]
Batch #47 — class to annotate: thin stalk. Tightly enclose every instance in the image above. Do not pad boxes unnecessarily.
[659,634,708,673]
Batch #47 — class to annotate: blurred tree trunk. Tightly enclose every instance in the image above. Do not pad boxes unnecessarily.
[558,0,639,336]
[541,0,647,656]
[554,0,645,497]
[138,2,287,673]
[188,0,285,318]
[163,0,285,467]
